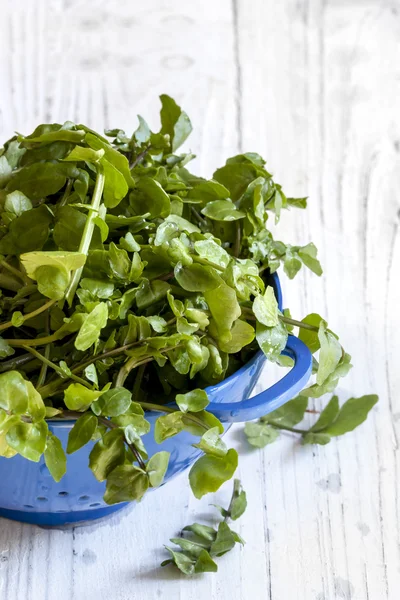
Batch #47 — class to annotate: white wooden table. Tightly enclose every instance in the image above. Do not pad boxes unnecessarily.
[0,1,399,598]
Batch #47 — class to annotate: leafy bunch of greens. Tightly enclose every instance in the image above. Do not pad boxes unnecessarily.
[0,95,377,574]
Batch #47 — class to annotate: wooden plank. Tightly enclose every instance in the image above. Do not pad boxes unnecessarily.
[237,1,400,599]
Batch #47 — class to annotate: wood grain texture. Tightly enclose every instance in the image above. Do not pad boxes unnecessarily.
[0,0,399,599]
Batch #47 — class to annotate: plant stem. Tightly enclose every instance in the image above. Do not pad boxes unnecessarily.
[59,178,73,208]
[36,314,50,387]
[233,223,241,258]
[132,365,146,402]
[23,346,92,389]
[0,273,22,292]
[0,353,35,373]
[192,255,225,272]
[130,144,151,168]
[136,401,209,431]
[0,298,55,332]
[0,259,30,285]
[267,420,309,434]
[97,416,146,471]
[279,315,319,332]
[65,167,105,306]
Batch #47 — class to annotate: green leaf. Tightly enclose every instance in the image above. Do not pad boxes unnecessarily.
[230,479,247,520]
[4,191,32,216]
[162,547,195,575]
[67,413,98,454]
[253,286,279,326]
[64,383,102,411]
[63,145,104,162]
[201,200,246,221]
[262,395,308,427]
[132,177,170,218]
[182,523,217,542]
[0,337,15,359]
[35,265,70,300]
[174,262,222,292]
[256,319,288,363]
[0,371,29,414]
[317,320,342,385]
[154,412,184,443]
[74,302,108,351]
[176,389,209,413]
[26,381,46,422]
[302,432,331,445]
[103,464,149,504]
[298,243,322,276]
[323,395,378,436]
[189,448,238,499]
[194,239,230,268]
[146,451,170,487]
[209,522,237,557]
[44,432,67,482]
[298,313,323,353]
[89,428,126,481]
[93,388,132,417]
[204,282,241,342]
[244,421,280,448]
[160,94,192,152]
[11,311,24,327]
[194,550,218,573]
[193,427,227,457]
[6,420,48,462]
[218,319,255,354]
[6,162,68,200]
[21,250,86,279]
[0,155,12,186]
[310,395,340,432]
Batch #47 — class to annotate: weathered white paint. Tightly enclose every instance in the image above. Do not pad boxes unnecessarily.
[0,0,399,598]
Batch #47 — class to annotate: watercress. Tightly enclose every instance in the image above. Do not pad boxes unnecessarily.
[0,96,377,574]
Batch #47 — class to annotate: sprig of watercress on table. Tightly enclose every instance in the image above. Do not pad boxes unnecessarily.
[0,94,377,575]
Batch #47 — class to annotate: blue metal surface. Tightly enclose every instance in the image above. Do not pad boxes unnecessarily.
[0,273,313,527]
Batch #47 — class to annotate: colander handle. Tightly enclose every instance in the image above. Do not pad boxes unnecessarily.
[206,335,313,423]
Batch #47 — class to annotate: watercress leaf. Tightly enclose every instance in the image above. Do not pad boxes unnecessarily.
[26,381,46,422]
[131,177,170,218]
[74,302,108,351]
[310,395,340,432]
[64,383,102,412]
[169,537,209,558]
[146,450,170,487]
[193,426,227,457]
[11,311,24,327]
[298,242,322,276]
[160,94,192,152]
[194,239,230,268]
[283,249,302,279]
[63,145,104,162]
[4,191,32,216]
[287,196,307,209]
[21,251,86,279]
[182,523,217,542]
[147,316,168,333]
[53,206,102,251]
[209,521,237,557]
[84,363,98,386]
[262,395,308,427]
[174,262,222,292]
[323,395,378,437]
[213,162,257,202]
[93,387,132,417]
[244,421,280,448]
[103,464,149,504]
[201,200,246,222]
[136,279,170,309]
[256,319,288,362]
[253,286,279,327]
[218,319,255,353]
[6,420,48,462]
[80,278,114,299]
[298,313,323,353]
[89,429,126,482]
[230,479,247,520]
[36,264,70,300]
[67,413,98,454]
[317,320,342,385]
[194,550,218,573]
[182,410,224,436]
[0,371,29,414]
[0,338,15,358]
[0,155,12,185]
[154,412,184,443]
[44,432,67,482]
[6,162,67,199]
[189,448,238,499]
[204,282,241,342]
[163,547,195,575]
[165,214,200,233]
[176,389,209,413]
[0,205,52,254]
[301,432,331,445]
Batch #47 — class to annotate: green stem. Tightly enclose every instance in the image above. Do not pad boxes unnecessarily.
[132,365,146,402]
[0,273,22,292]
[0,260,30,285]
[267,420,309,434]
[136,401,209,431]
[65,167,105,306]
[23,346,92,390]
[59,178,73,208]
[192,255,225,272]
[36,314,50,387]
[0,353,35,373]
[233,222,241,258]
[97,415,146,471]
[0,298,55,332]
[279,316,319,332]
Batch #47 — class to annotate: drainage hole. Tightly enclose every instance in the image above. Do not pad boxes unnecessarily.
[36,497,48,502]
[79,495,90,502]
[24,504,34,509]
[89,502,101,508]
[58,491,69,497]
